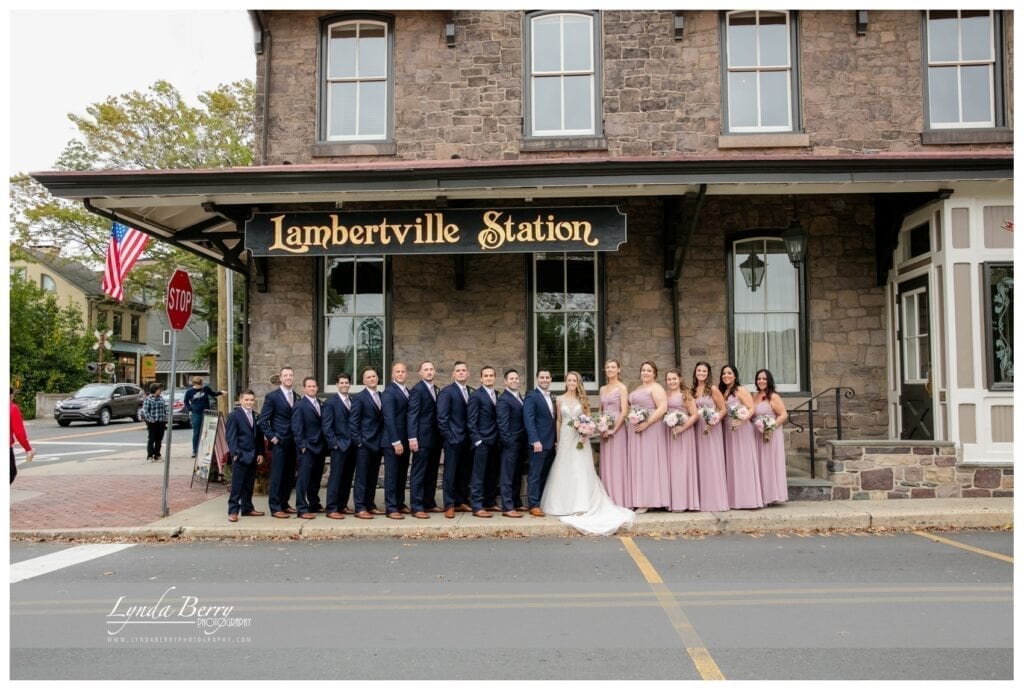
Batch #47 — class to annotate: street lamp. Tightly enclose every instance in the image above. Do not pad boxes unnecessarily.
[781,217,807,267]
[739,251,766,292]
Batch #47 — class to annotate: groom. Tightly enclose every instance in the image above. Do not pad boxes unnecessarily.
[522,369,556,517]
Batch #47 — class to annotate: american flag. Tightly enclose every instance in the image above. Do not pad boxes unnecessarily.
[101,221,149,301]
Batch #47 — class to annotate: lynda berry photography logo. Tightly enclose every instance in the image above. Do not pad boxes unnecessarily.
[106,586,252,637]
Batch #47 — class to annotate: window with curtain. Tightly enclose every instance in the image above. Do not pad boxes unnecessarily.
[731,237,803,391]
[322,18,390,141]
[324,257,386,388]
[925,10,999,129]
[533,252,599,389]
[724,10,797,133]
[525,11,600,137]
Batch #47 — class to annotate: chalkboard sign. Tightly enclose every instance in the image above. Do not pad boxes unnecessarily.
[191,411,226,490]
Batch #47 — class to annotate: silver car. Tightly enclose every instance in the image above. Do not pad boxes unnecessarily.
[54,383,145,426]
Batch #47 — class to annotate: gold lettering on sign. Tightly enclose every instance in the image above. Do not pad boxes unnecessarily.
[477,211,598,251]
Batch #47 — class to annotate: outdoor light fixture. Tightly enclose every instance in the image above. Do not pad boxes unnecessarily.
[445,14,456,48]
[739,251,766,292]
[782,217,808,267]
[856,10,868,36]
[673,12,685,41]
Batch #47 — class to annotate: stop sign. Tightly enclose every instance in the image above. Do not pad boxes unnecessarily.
[166,269,194,330]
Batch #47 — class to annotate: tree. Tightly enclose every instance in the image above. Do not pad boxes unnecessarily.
[9,272,95,417]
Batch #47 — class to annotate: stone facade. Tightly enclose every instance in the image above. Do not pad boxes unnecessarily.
[827,441,1014,499]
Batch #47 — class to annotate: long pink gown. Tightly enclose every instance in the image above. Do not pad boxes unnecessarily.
[664,392,699,511]
[723,393,764,509]
[754,399,789,504]
[598,388,631,508]
[627,388,670,509]
[693,394,729,511]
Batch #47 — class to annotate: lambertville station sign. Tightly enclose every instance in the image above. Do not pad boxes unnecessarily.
[245,207,627,256]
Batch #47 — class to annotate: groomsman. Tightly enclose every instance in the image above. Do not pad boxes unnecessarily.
[496,369,528,517]
[259,366,298,518]
[407,360,442,518]
[523,369,557,517]
[467,366,501,517]
[291,376,326,519]
[381,362,412,519]
[350,366,385,519]
[322,372,356,519]
[226,390,265,522]
[437,361,473,518]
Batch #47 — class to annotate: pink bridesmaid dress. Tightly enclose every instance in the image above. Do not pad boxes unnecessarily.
[598,388,631,508]
[627,388,670,509]
[722,394,764,509]
[664,392,699,511]
[693,395,729,511]
[754,399,789,504]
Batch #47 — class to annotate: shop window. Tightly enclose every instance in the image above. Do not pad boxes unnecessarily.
[532,252,599,390]
[324,257,386,388]
[730,236,806,392]
[40,273,57,292]
[723,10,799,133]
[320,16,392,141]
[524,11,601,138]
[111,312,123,340]
[925,10,1003,129]
[130,316,141,343]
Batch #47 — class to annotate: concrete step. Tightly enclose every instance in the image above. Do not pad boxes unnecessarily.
[786,460,833,501]
[786,450,829,480]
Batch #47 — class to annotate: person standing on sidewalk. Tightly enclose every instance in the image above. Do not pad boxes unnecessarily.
[226,390,265,522]
[183,376,226,459]
[142,383,168,462]
[10,388,35,483]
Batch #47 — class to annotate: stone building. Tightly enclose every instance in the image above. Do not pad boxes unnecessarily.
[34,9,1013,498]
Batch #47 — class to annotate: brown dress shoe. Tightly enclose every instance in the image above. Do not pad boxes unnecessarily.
[341,508,355,515]
[272,511,290,519]
[455,504,472,513]
[354,510,375,519]
[516,506,528,512]
[529,507,546,517]
[285,507,298,514]
[387,512,405,520]
[228,513,239,522]
[502,510,524,518]
[299,513,316,519]
[243,510,265,517]
[413,511,430,519]
[485,505,501,512]
[326,512,346,520]
[426,507,444,513]
[369,508,386,515]
[399,507,412,514]
[473,509,493,518]
[444,507,456,519]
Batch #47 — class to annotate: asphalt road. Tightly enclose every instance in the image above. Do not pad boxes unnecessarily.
[15,416,188,468]
[10,530,1012,680]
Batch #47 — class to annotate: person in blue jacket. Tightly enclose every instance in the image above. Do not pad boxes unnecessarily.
[183,376,226,458]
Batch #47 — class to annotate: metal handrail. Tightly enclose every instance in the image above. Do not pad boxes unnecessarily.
[787,387,856,478]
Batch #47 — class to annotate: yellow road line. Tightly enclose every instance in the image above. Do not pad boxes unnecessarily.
[621,536,725,680]
[913,530,1013,564]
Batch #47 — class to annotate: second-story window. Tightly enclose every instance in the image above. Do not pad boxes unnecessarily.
[724,10,797,133]
[926,10,1000,129]
[40,274,57,292]
[526,11,601,138]
[322,18,391,141]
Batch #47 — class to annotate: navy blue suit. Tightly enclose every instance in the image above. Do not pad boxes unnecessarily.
[258,387,297,514]
[291,396,326,514]
[381,381,411,514]
[436,382,472,509]
[407,380,441,512]
[226,407,264,516]
[349,388,384,513]
[467,387,500,510]
[496,389,528,511]
[523,388,557,508]
[322,393,357,514]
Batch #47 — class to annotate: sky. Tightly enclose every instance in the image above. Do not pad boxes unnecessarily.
[6,8,256,174]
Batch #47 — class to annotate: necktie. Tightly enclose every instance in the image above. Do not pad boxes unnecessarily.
[401,384,409,399]
[286,390,293,407]
[342,394,350,410]
[460,385,468,403]
[245,410,253,427]
[545,393,553,416]
[373,391,381,409]
[312,398,320,415]
[515,392,522,405]
[488,388,496,405]
[429,384,437,401]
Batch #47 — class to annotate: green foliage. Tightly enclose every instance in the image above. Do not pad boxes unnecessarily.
[9,273,94,416]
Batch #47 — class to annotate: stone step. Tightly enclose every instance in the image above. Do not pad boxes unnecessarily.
[786,450,829,480]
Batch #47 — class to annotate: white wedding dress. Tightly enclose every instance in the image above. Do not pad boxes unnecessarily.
[540,398,636,536]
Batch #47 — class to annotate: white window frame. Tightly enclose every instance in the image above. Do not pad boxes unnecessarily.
[324,19,390,141]
[40,273,57,292]
[323,256,387,393]
[900,287,930,385]
[532,252,600,392]
[527,12,599,138]
[162,330,171,346]
[724,10,795,133]
[925,10,997,129]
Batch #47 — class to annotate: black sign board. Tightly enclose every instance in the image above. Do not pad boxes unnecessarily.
[245,207,627,256]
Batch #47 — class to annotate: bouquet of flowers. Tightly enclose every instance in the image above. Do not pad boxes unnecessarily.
[595,413,615,435]
[627,405,650,427]
[726,402,750,431]
[698,405,720,435]
[569,414,596,449]
[753,414,778,443]
[663,409,688,438]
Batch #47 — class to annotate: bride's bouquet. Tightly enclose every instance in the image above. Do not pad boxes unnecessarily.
[753,414,778,443]
[569,414,596,449]
[726,402,750,431]
[663,409,688,439]
[627,405,650,427]
[595,413,615,435]
[698,405,720,435]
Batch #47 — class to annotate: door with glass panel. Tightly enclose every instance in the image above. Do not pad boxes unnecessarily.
[897,276,933,440]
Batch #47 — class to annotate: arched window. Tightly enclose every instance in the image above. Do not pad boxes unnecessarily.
[40,273,57,292]
[321,17,392,141]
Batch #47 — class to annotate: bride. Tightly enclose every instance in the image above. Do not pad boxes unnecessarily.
[540,371,636,536]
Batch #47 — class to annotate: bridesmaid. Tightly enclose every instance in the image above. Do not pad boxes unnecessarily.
[719,364,764,509]
[664,368,699,512]
[627,361,669,513]
[599,359,631,508]
[691,361,729,512]
[752,368,790,504]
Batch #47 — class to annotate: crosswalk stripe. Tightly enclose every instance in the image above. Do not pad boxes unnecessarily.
[10,545,136,584]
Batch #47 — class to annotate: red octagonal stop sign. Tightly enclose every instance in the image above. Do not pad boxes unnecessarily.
[166,269,194,330]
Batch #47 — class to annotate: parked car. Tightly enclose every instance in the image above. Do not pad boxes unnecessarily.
[162,389,192,428]
[54,383,145,426]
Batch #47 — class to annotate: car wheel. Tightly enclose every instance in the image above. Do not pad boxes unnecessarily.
[98,408,112,426]
[57,419,71,427]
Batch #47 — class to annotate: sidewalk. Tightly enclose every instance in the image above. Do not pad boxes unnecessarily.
[9,440,1014,541]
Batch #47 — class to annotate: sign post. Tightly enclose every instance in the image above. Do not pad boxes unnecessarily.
[162,268,194,518]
